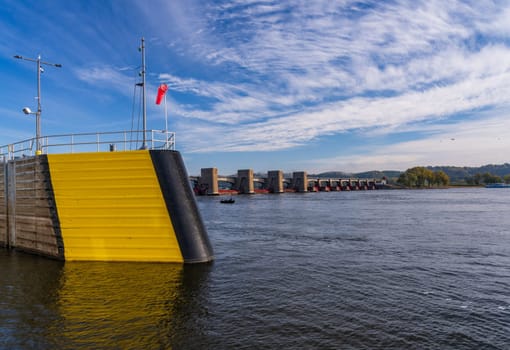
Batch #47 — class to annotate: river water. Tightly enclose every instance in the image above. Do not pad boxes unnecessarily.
[1,188,509,349]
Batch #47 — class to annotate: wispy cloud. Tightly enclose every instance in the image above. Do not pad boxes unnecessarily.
[74,67,137,96]
[4,0,508,172]
[309,109,510,172]
[176,65,510,153]
[141,0,510,161]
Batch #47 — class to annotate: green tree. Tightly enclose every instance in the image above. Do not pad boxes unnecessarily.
[433,170,449,186]
[473,173,482,185]
[482,172,502,184]
[397,167,448,188]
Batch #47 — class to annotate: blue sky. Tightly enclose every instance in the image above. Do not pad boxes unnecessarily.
[1,0,510,175]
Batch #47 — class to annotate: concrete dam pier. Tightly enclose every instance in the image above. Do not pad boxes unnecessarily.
[191,168,386,195]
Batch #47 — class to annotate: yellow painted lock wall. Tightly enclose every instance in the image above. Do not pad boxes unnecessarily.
[47,151,183,262]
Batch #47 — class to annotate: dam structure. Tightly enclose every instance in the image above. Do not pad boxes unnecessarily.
[191,168,386,195]
[0,132,214,263]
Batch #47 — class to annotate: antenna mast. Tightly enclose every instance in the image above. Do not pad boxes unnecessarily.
[140,37,147,149]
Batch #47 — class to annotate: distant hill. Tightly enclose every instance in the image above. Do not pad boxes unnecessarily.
[231,163,510,184]
[312,164,510,184]
[354,170,402,179]
[428,163,510,183]
[312,170,402,179]
[311,171,352,178]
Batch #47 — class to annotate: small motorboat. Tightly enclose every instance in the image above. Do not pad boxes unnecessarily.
[220,197,235,204]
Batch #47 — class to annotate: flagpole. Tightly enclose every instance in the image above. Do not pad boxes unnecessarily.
[155,83,170,147]
[164,93,168,132]
[140,37,147,149]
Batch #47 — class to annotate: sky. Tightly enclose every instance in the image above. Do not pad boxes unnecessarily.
[1,0,510,176]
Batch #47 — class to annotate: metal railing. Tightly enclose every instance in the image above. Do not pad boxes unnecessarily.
[0,130,175,161]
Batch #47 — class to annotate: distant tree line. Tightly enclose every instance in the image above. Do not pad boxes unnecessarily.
[314,163,510,186]
[428,163,510,184]
[397,167,449,188]
[465,172,510,185]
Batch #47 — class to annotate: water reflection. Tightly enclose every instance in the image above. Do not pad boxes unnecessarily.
[0,250,64,349]
[0,250,212,349]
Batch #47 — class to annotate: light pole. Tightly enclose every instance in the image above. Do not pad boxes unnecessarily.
[14,54,62,155]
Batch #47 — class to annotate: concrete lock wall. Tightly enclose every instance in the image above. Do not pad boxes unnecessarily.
[267,170,284,193]
[199,168,219,195]
[7,161,16,248]
[2,156,63,257]
[0,162,7,246]
[236,169,254,194]
[1,152,214,263]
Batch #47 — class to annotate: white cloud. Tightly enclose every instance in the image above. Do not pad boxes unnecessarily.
[175,63,510,154]
[74,67,136,96]
[309,110,510,172]
[476,5,510,36]
[74,1,510,168]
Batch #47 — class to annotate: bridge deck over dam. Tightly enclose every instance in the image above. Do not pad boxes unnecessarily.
[190,168,387,195]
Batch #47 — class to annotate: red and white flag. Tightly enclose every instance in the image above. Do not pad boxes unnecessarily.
[155,84,168,105]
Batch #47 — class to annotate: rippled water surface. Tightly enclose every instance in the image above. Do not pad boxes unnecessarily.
[1,188,509,349]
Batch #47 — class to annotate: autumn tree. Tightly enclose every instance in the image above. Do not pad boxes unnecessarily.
[397,167,450,187]
[434,170,449,186]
